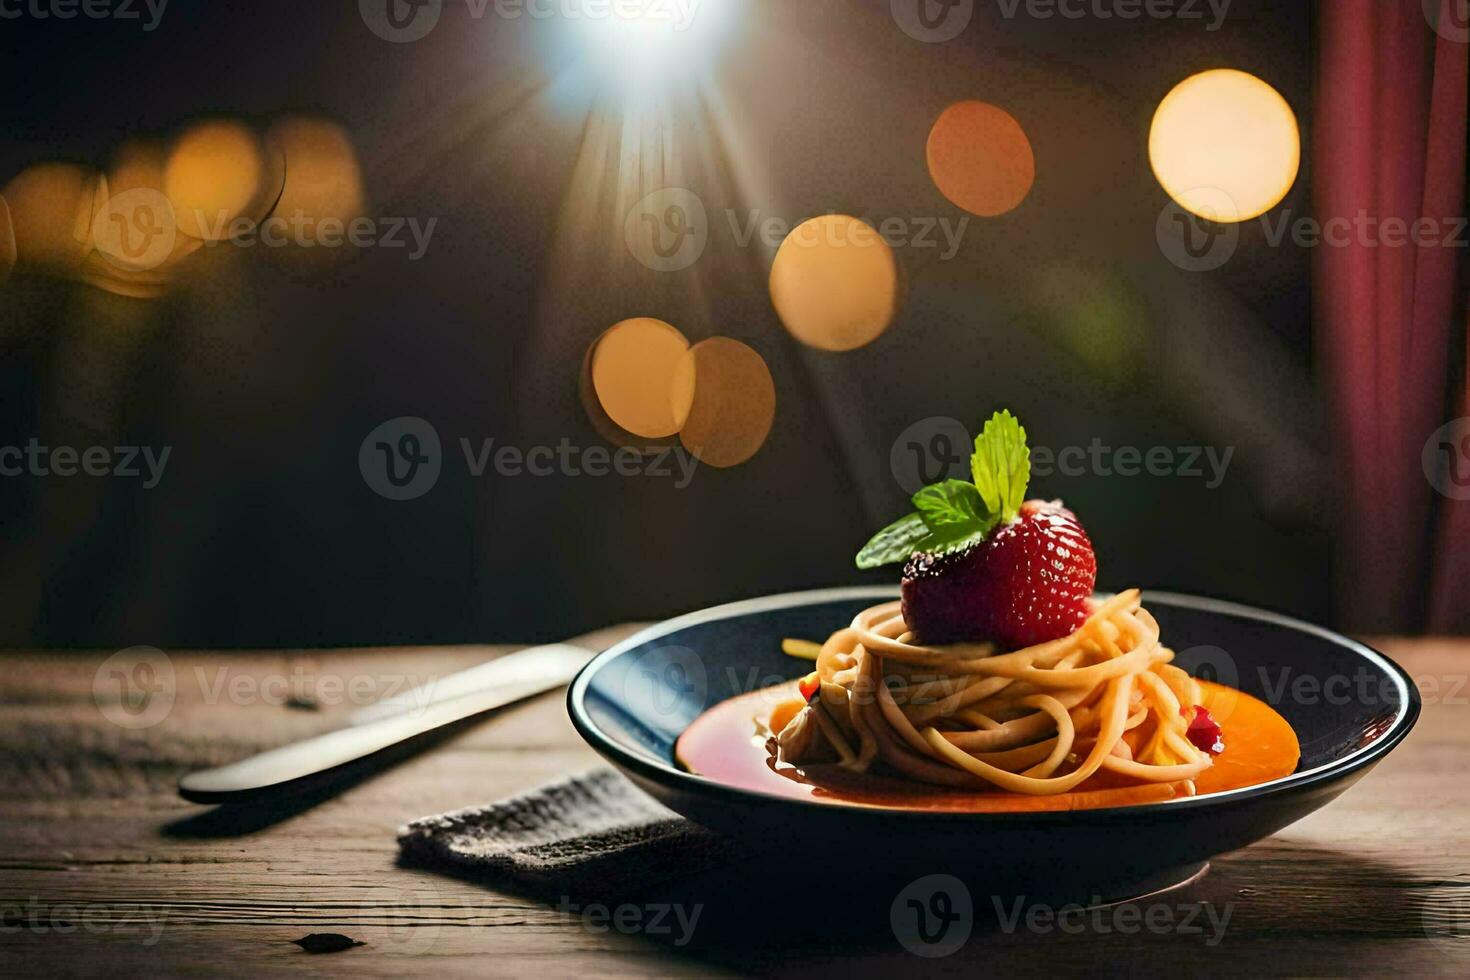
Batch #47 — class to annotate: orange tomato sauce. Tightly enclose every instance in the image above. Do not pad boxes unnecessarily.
[675,680,1300,813]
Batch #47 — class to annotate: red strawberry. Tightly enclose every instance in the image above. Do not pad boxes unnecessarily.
[900,542,991,645]
[901,499,1097,649]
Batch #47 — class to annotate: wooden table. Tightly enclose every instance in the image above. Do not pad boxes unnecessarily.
[2,634,1468,977]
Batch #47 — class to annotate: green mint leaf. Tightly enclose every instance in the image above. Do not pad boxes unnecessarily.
[856,508,994,570]
[970,410,1031,523]
[912,479,988,528]
[858,410,1034,570]
[856,512,932,569]
[912,522,991,558]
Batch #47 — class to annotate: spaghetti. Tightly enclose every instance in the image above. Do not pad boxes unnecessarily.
[772,589,1215,796]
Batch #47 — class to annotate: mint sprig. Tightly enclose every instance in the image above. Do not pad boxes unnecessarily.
[855,411,1032,569]
[913,479,987,527]
[855,510,991,570]
[970,409,1030,524]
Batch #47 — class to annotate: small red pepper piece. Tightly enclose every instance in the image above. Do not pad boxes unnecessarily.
[798,671,821,702]
[1182,705,1225,755]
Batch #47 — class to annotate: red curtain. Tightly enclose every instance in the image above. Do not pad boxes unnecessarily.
[1316,0,1469,632]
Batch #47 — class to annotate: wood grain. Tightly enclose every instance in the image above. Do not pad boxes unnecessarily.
[1,636,1468,977]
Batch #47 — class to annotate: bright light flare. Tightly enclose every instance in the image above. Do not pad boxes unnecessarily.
[569,0,739,95]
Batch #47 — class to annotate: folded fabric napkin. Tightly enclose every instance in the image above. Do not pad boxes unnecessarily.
[398,768,1040,953]
[398,768,745,900]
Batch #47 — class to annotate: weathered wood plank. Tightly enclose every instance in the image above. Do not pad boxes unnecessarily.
[1,637,1467,976]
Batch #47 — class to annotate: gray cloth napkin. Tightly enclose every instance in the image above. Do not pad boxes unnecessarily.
[399,769,956,951]
[397,768,743,899]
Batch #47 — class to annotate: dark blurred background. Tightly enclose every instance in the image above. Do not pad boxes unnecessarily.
[0,0,1328,649]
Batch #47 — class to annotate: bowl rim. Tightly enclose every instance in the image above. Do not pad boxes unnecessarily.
[568,587,1422,822]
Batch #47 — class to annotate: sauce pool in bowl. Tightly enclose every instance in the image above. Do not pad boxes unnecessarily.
[676,680,1300,813]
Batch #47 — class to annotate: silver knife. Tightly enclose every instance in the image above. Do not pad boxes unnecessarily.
[347,644,594,725]
[177,644,596,805]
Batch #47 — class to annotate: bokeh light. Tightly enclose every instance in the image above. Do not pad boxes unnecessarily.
[673,337,776,468]
[264,117,366,261]
[1149,69,1300,223]
[164,120,274,241]
[588,317,693,439]
[1,162,98,275]
[0,195,15,287]
[1022,260,1149,385]
[84,140,202,292]
[768,215,898,352]
[926,101,1036,218]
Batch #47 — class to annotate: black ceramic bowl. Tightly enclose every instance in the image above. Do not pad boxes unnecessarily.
[569,588,1419,898]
